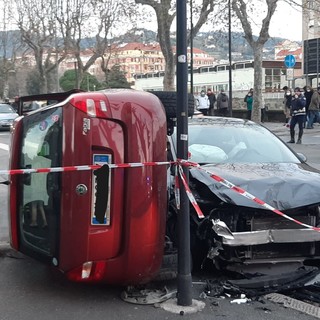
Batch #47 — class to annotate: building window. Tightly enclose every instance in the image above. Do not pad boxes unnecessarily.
[265,68,282,92]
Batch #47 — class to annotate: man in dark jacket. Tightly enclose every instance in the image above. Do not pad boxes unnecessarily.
[207,88,216,116]
[217,89,229,117]
[307,86,320,129]
[282,86,292,126]
[287,87,306,144]
[303,85,314,128]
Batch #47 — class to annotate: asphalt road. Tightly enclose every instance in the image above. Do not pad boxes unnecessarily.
[0,125,320,320]
[0,131,9,242]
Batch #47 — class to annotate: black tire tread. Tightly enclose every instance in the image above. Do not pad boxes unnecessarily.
[152,253,178,282]
[149,91,195,118]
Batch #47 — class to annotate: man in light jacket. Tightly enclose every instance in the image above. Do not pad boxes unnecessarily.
[196,90,210,115]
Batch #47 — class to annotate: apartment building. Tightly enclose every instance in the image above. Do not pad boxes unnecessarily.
[102,42,215,84]
[56,42,215,85]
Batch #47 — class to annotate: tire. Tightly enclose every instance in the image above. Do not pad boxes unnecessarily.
[152,253,178,282]
[152,268,177,282]
[149,91,195,118]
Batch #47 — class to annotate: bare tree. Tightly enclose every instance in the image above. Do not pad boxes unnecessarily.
[134,0,218,91]
[11,0,123,93]
[12,0,67,93]
[56,0,124,88]
[232,0,278,122]
[1,4,11,99]
[0,1,22,99]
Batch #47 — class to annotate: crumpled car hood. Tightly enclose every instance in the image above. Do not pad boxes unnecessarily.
[190,163,320,210]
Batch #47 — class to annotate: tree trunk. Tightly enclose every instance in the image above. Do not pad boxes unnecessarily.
[252,44,263,122]
[135,0,216,91]
[232,0,278,123]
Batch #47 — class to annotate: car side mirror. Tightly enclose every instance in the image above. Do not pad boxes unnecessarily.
[297,152,307,163]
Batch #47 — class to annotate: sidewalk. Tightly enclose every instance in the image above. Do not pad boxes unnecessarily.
[263,121,320,137]
[263,121,320,170]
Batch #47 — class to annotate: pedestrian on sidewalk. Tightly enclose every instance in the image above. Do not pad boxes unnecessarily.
[287,87,306,144]
[306,86,320,129]
[282,86,292,127]
[244,88,253,120]
[207,88,216,116]
[217,89,229,117]
[261,93,266,123]
[196,90,210,115]
[303,85,314,128]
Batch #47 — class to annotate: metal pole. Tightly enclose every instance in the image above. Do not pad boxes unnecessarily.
[190,0,194,95]
[228,0,233,117]
[176,0,192,307]
[317,38,319,86]
[74,61,79,89]
[304,40,308,86]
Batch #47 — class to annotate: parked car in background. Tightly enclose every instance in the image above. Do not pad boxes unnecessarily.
[0,103,19,130]
[167,116,320,275]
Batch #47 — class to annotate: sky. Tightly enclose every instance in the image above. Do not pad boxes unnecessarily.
[265,1,303,41]
[1,0,303,42]
[207,1,303,42]
[135,0,303,42]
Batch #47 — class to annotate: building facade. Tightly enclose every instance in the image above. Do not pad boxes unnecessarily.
[134,60,304,97]
[302,0,320,86]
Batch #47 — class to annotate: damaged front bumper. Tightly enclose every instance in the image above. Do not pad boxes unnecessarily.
[222,228,320,246]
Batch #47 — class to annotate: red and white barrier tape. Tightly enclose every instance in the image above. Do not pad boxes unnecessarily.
[174,165,181,210]
[178,159,320,232]
[0,161,172,176]
[177,164,204,218]
[2,159,320,232]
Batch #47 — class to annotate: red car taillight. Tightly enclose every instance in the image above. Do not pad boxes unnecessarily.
[66,261,107,282]
[71,97,109,118]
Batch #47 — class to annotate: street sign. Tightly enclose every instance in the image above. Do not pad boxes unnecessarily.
[284,55,296,68]
[286,68,294,80]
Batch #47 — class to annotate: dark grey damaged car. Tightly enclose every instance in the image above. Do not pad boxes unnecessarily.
[167,117,320,276]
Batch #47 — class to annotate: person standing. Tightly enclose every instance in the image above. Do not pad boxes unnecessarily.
[216,89,229,117]
[282,86,292,127]
[261,93,266,123]
[196,90,210,115]
[244,88,253,120]
[11,96,19,112]
[303,85,314,128]
[287,87,306,144]
[207,88,216,116]
[306,86,320,129]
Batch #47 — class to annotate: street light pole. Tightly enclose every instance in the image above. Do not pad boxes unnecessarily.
[228,0,233,117]
[176,0,192,307]
[190,0,194,95]
[74,61,79,89]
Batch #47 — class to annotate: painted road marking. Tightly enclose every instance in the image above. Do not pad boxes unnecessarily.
[0,143,9,151]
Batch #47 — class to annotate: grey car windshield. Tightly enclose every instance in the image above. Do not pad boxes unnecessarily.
[0,104,15,113]
[173,121,300,164]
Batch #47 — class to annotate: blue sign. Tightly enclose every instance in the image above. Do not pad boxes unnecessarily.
[284,55,296,68]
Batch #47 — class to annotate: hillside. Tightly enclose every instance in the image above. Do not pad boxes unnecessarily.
[0,28,299,62]
[114,28,297,62]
